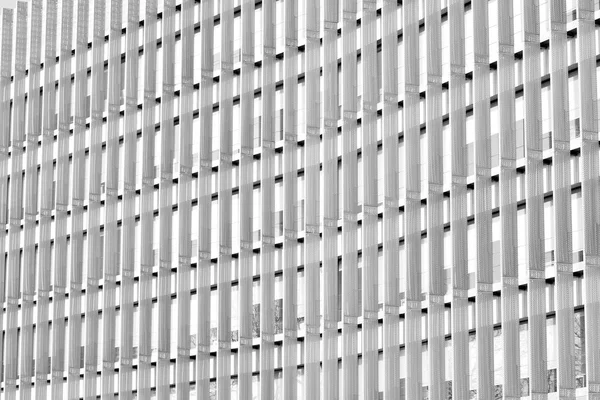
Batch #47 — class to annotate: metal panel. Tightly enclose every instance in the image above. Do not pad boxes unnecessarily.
[101,2,122,398]
[341,0,359,397]
[138,1,158,398]
[522,1,548,397]
[157,0,176,398]
[472,0,494,397]
[448,1,469,398]
[425,0,445,398]
[260,1,277,398]
[321,0,337,399]
[51,0,73,397]
[217,0,234,398]
[238,0,255,398]
[403,1,422,398]
[119,0,140,398]
[361,0,379,398]
[283,0,299,398]
[196,0,214,397]
[381,0,400,398]
[5,4,27,398]
[68,1,90,398]
[176,1,194,399]
[497,0,521,398]
[577,1,600,398]
[35,1,58,397]
[84,1,106,397]
[21,1,43,398]
[550,1,576,399]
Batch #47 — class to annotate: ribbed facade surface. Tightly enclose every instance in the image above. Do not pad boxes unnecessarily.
[1,0,600,399]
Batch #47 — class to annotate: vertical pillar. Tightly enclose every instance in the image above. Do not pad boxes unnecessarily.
[35,1,58,397]
[84,0,104,394]
[550,1,576,399]
[157,0,176,398]
[283,0,298,398]
[360,0,378,398]
[176,0,194,399]
[341,0,359,397]
[576,1,600,398]
[21,1,43,398]
[260,1,276,398]
[238,0,255,398]
[68,0,90,398]
[403,0,422,398]
[522,1,548,397]
[0,6,12,396]
[472,0,494,397]
[138,1,158,398]
[100,2,122,398]
[382,0,400,397]
[217,0,234,398]
[425,1,445,398]
[448,0,469,398]
[320,0,338,398]
[119,0,140,398]
[84,1,106,397]
[51,0,73,397]
[6,3,27,399]
[497,0,521,398]
[196,0,214,397]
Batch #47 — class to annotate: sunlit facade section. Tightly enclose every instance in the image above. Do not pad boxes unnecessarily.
[0,0,599,399]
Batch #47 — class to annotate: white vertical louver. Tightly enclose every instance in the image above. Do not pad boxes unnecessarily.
[5,4,26,398]
[21,1,42,398]
[119,0,140,398]
[138,0,157,398]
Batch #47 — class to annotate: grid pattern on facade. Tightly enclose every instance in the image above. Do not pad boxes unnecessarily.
[0,0,599,399]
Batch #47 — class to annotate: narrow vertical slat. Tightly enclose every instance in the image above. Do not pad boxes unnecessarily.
[51,0,73,397]
[320,0,337,398]
[497,0,520,398]
[6,4,27,399]
[67,1,90,398]
[361,0,378,398]
[176,0,194,398]
[425,1,445,398]
[119,0,140,398]
[472,0,494,397]
[101,2,122,398]
[238,0,255,398]
[157,0,176,398]
[260,1,276,397]
[341,0,360,399]
[196,0,214,397]
[283,0,298,398]
[382,0,400,397]
[0,6,12,394]
[522,1,548,397]
[217,0,234,398]
[138,1,158,398]
[321,0,337,390]
[35,1,58,397]
[84,1,106,397]
[341,0,359,397]
[448,0,469,398]
[550,1,576,398]
[21,1,43,398]
[403,0,422,398]
[576,1,600,398]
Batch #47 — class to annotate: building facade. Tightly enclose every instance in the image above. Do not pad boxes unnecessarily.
[0,0,599,399]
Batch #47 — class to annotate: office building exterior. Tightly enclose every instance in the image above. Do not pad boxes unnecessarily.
[0,0,599,398]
